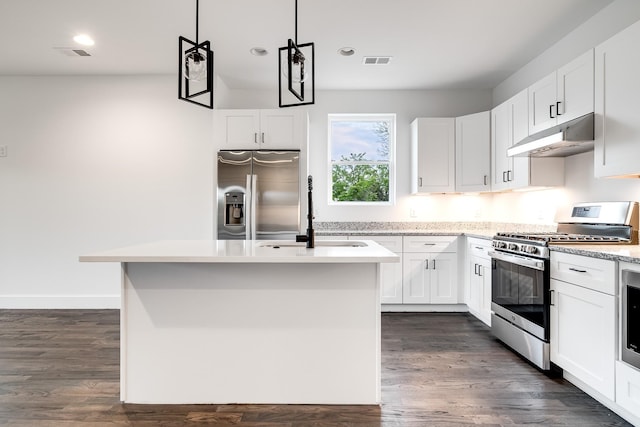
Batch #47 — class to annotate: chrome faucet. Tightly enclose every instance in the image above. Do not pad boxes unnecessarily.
[296,175,315,248]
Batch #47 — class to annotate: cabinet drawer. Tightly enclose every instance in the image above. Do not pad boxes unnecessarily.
[550,251,616,295]
[467,237,491,259]
[616,361,640,421]
[403,235,457,253]
[358,235,402,252]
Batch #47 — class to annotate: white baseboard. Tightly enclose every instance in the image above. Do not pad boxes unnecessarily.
[381,304,468,313]
[0,295,120,309]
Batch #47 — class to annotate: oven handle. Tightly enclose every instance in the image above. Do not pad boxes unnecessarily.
[488,250,546,271]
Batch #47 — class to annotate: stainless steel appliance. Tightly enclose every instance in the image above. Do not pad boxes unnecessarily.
[490,201,639,370]
[622,269,640,370]
[217,150,300,240]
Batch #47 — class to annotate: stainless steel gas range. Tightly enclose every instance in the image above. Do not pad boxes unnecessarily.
[489,201,639,370]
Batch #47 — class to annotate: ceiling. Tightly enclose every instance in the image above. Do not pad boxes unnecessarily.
[0,0,613,91]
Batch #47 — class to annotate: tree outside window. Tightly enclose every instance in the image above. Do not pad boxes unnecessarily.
[329,114,395,204]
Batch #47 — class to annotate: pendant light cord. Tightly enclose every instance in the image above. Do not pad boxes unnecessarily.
[294,0,298,44]
[195,0,200,45]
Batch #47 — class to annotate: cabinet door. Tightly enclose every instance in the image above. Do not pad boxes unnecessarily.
[380,259,403,304]
[411,118,455,193]
[509,89,532,190]
[402,253,431,304]
[490,102,512,191]
[260,109,302,149]
[467,255,482,313]
[478,258,492,326]
[550,278,615,400]
[214,110,261,149]
[455,111,490,192]
[528,71,558,134]
[594,20,640,178]
[557,49,594,124]
[430,252,458,304]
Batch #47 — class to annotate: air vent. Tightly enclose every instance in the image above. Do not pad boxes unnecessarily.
[362,56,392,65]
[53,47,92,57]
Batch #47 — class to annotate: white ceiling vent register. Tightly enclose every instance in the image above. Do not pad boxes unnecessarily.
[362,56,392,65]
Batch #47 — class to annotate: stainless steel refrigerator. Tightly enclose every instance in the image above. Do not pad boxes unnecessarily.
[217,150,301,240]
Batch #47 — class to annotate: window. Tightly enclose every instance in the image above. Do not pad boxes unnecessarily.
[329,114,395,204]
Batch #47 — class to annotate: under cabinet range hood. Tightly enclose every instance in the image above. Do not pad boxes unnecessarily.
[507,113,594,157]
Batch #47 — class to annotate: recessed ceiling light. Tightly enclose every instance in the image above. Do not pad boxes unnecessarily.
[338,47,355,56]
[250,47,268,56]
[73,34,95,46]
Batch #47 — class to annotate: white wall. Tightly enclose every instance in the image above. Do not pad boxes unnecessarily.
[0,76,214,308]
[493,0,640,105]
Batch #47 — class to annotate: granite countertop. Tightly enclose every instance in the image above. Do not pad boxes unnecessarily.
[550,244,640,264]
[79,239,399,264]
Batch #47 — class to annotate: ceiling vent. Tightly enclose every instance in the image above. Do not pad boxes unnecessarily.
[362,56,392,65]
[53,48,92,57]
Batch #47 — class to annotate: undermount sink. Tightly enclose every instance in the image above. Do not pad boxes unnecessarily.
[258,240,368,248]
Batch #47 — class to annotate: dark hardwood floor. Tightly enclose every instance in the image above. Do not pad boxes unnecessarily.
[0,310,632,426]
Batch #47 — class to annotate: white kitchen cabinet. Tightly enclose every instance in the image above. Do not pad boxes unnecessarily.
[411,118,455,193]
[465,237,492,326]
[528,49,594,134]
[455,111,491,192]
[491,89,565,191]
[363,235,403,304]
[214,109,306,149]
[594,19,640,178]
[616,361,640,424]
[550,252,616,401]
[402,236,458,304]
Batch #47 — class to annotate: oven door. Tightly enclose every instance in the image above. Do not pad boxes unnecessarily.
[622,269,640,370]
[490,250,550,341]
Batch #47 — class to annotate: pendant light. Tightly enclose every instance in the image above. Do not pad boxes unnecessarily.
[178,0,214,109]
[279,0,315,108]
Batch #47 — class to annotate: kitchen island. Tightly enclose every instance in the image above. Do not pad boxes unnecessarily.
[80,240,398,405]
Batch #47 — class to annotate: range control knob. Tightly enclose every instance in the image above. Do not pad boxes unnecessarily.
[525,246,539,255]
[508,243,518,251]
[494,241,506,249]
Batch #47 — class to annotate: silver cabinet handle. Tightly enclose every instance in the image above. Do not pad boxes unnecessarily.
[418,177,423,187]
[483,175,488,186]
[474,264,479,275]
[425,259,429,270]
[550,289,555,306]
[502,171,507,182]
[507,170,512,182]
[423,243,436,246]
[569,267,587,273]
[254,133,258,144]
[556,101,562,116]
[432,259,436,270]
[478,266,482,277]
[261,132,265,144]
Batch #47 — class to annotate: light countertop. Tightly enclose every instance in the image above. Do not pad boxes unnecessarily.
[550,244,640,264]
[79,239,400,264]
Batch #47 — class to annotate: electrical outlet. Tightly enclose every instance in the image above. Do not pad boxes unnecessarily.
[409,208,417,218]
[0,145,6,157]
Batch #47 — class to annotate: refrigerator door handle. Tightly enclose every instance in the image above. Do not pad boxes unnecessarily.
[250,174,258,240]
[245,174,253,241]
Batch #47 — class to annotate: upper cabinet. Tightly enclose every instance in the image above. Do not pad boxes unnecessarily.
[528,50,594,134]
[455,111,491,192]
[411,118,455,193]
[214,109,306,150]
[491,89,565,191]
[594,20,640,178]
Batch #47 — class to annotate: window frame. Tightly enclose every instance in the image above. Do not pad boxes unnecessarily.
[327,113,396,206]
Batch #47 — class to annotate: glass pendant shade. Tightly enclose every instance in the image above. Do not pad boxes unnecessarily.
[281,51,308,84]
[184,50,207,82]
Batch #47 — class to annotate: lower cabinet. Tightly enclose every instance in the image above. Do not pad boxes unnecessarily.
[550,252,616,401]
[402,236,458,305]
[616,361,640,423]
[466,237,492,326]
[402,252,457,304]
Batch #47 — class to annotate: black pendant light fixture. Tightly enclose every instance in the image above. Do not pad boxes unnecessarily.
[179,0,214,109]
[278,0,315,108]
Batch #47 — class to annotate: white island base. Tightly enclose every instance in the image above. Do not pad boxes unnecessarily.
[81,240,397,405]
